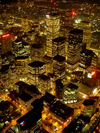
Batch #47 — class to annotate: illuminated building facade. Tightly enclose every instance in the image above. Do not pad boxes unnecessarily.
[18,91,33,110]
[55,79,63,100]
[63,83,78,104]
[67,29,83,71]
[38,74,51,94]
[42,100,74,133]
[0,33,12,54]
[81,98,97,117]
[52,37,66,57]
[79,49,93,72]
[15,57,29,82]
[43,55,53,75]
[45,13,60,57]
[53,55,65,80]
[64,10,73,35]
[12,38,30,57]
[78,21,92,49]
[28,61,46,85]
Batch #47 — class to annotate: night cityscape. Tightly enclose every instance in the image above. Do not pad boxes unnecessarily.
[0,0,100,133]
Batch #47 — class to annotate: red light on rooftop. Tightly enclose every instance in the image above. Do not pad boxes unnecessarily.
[91,71,96,76]
[2,34,10,38]
[21,122,26,126]
[72,11,75,16]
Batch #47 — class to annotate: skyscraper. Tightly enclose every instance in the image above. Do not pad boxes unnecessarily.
[45,13,60,57]
[67,29,83,71]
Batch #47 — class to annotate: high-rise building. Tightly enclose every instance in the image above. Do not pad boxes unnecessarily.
[0,33,12,54]
[55,79,63,100]
[79,49,93,72]
[52,37,66,57]
[63,83,78,104]
[67,29,83,71]
[53,55,65,80]
[81,98,97,117]
[78,21,92,49]
[28,61,46,85]
[38,74,51,94]
[45,13,60,57]
[43,55,53,75]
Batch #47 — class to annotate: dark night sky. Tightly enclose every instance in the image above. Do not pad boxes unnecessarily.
[0,0,18,4]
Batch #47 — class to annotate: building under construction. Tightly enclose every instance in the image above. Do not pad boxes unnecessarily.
[45,13,60,57]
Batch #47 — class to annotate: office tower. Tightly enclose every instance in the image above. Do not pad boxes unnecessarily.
[63,83,78,104]
[53,55,65,80]
[64,10,73,35]
[45,13,60,57]
[78,21,92,49]
[55,79,63,100]
[0,33,12,54]
[67,29,83,71]
[79,49,93,72]
[12,37,30,57]
[28,61,46,85]
[52,37,66,57]
[38,74,51,94]
[42,100,74,133]
[18,91,33,110]
[14,57,29,82]
[30,43,44,62]
[43,55,53,75]
[81,99,97,117]
[64,10,74,57]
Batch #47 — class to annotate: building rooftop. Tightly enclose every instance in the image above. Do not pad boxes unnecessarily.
[69,29,83,35]
[53,37,66,43]
[67,83,78,90]
[28,61,45,67]
[53,55,65,62]
[0,65,9,73]
[81,49,93,56]
[18,92,33,102]
[15,56,29,60]
[32,43,42,49]
[50,101,74,120]
[38,74,50,80]
[43,92,56,105]
[82,99,95,106]
[26,85,40,94]
[15,81,30,91]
